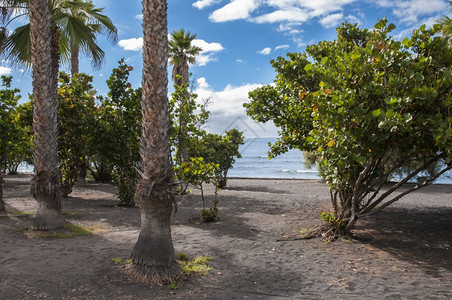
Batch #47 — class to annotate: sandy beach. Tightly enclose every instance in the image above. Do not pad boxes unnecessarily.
[0,174,451,299]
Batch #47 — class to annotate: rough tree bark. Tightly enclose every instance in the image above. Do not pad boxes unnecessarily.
[29,0,65,230]
[130,0,178,284]
[70,44,79,75]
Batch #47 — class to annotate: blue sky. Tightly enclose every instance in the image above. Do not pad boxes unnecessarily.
[1,0,450,137]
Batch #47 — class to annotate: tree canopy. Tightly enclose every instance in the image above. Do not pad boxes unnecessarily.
[246,19,452,238]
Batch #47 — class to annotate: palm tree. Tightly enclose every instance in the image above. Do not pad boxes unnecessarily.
[3,0,117,75]
[29,0,65,230]
[0,0,27,53]
[66,0,117,75]
[438,1,452,36]
[169,29,202,86]
[3,0,116,187]
[130,0,178,283]
[168,29,202,164]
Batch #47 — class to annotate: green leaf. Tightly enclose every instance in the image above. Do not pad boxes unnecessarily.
[402,38,412,48]
[385,98,398,105]
[385,109,395,118]
[321,57,329,65]
[372,109,381,117]
[304,64,312,72]
[387,23,396,32]
[319,81,326,88]
[414,73,424,82]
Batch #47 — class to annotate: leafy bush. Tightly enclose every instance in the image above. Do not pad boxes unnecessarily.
[246,19,452,237]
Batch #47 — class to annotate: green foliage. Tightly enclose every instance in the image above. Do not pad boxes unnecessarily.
[174,157,218,208]
[193,129,244,188]
[246,19,452,234]
[9,100,33,173]
[169,77,210,165]
[97,59,141,206]
[320,211,346,230]
[112,257,132,264]
[200,207,218,222]
[0,75,28,176]
[178,255,213,276]
[57,72,97,196]
[177,253,188,260]
[170,79,244,221]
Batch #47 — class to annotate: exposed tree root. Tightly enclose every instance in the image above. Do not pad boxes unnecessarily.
[277,224,352,243]
[126,262,181,286]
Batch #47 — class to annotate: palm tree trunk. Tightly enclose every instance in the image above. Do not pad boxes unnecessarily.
[175,62,190,163]
[70,44,79,75]
[131,0,178,283]
[29,0,65,230]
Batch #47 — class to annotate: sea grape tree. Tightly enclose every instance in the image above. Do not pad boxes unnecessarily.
[0,75,21,211]
[99,59,141,206]
[57,72,96,196]
[245,20,452,238]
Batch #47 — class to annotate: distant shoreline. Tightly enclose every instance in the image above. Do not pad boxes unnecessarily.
[6,173,452,187]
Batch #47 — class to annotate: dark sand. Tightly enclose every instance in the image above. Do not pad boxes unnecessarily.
[0,174,451,299]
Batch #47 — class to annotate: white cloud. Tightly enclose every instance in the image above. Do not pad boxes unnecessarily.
[258,47,272,55]
[375,0,447,24]
[193,0,220,9]
[196,54,218,66]
[195,79,278,136]
[236,59,244,63]
[207,0,359,37]
[135,14,143,20]
[196,80,261,118]
[196,77,210,89]
[118,37,143,51]
[253,8,309,24]
[192,39,224,53]
[0,66,12,75]
[209,0,260,22]
[319,12,343,28]
[275,44,290,51]
[192,39,225,66]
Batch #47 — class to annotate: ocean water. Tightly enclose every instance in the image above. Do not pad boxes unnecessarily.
[229,138,452,184]
[228,138,321,179]
[16,137,452,183]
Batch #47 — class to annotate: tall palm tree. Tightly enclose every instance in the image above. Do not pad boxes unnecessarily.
[130,0,178,283]
[169,29,202,86]
[3,0,116,75]
[168,29,202,163]
[66,0,117,75]
[29,0,65,230]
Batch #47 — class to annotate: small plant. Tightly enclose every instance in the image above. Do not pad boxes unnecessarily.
[320,211,346,230]
[178,255,213,276]
[298,227,309,236]
[200,207,218,222]
[112,257,132,264]
[177,253,188,261]
[168,281,182,290]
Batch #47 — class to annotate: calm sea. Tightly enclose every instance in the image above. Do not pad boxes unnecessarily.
[228,138,321,179]
[229,138,452,184]
[17,137,451,183]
